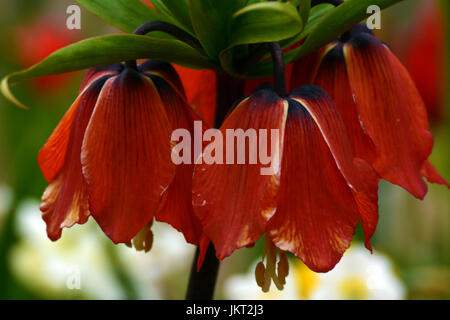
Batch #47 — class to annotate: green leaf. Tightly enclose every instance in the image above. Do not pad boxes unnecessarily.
[228,2,302,47]
[75,0,166,33]
[1,34,215,108]
[188,0,247,59]
[298,0,311,25]
[150,0,195,35]
[280,3,334,49]
[220,1,303,75]
[294,0,405,58]
[160,0,195,33]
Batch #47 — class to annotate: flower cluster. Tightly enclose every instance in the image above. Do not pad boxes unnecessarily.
[38,21,448,292]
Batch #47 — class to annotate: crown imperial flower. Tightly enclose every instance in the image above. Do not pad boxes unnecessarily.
[2,0,448,299]
[39,61,203,246]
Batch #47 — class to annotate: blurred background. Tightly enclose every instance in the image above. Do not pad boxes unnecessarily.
[0,0,448,300]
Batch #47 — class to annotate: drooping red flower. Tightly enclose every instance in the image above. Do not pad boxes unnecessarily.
[192,85,379,277]
[291,24,449,200]
[39,61,203,246]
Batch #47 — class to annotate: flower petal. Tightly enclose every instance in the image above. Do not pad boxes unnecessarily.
[314,43,376,163]
[151,76,204,245]
[344,34,435,199]
[192,89,288,260]
[197,236,211,271]
[268,98,360,272]
[38,73,114,183]
[421,160,449,188]
[81,69,176,243]
[290,85,379,251]
[40,77,108,240]
[139,60,185,97]
[79,64,122,93]
[38,94,79,183]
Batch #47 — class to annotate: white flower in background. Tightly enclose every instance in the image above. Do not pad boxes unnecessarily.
[9,199,124,299]
[9,198,195,299]
[309,245,406,300]
[224,244,406,300]
[115,223,195,299]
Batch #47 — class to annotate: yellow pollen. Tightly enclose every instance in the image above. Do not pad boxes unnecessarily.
[254,235,290,293]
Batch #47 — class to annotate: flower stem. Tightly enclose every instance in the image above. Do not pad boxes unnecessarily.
[239,42,287,97]
[265,42,287,97]
[185,72,245,300]
[125,21,204,70]
[133,21,204,53]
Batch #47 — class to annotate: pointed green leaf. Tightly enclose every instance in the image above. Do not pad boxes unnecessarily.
[160,0,195,33]
[150,0,194,35]
[228,2,302,47]
[299,0,311,25]
[280,3,334,49]
[188,0,247,59]
[1,34,215,108]
[220,1,302,75]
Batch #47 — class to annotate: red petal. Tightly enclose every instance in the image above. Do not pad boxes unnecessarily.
[81,70,176,243]
[79,65,121,93]
[268,97,360,272]
[197,236,211,271]
[421,160,449,188]
[174,65,216,126]
[344,34,434,199]
[192,89,288,260]
[139,60,186,97]
[314,43,376,163]
[152,77,204,245]
[39,69,118,183]
[40,78,107,240]
[290,86,379,252]
[38,95,79,183]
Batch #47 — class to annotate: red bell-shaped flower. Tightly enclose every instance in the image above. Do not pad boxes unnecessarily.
[192,84,379,276]
[291,24,449,199]
[39,61,203,246]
